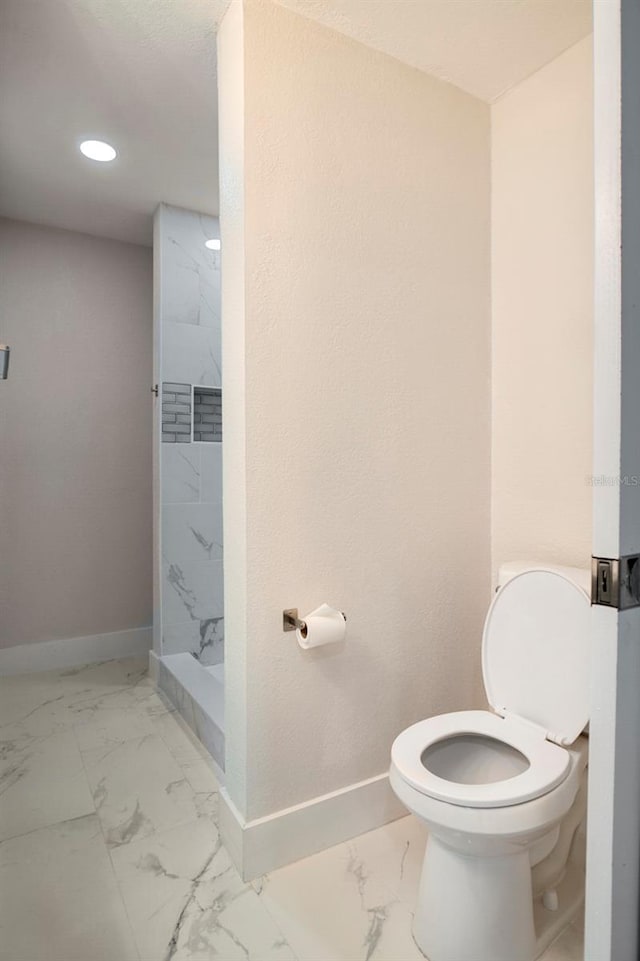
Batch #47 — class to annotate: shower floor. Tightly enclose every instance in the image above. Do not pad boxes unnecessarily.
[156,652,224,771]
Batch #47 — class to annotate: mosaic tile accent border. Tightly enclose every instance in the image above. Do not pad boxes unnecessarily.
[162,382,191,443]
[193,387,222,443]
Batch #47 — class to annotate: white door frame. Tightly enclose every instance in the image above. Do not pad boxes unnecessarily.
[586,1,640,958]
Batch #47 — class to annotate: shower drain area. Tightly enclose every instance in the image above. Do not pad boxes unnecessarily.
[193,386,222,442]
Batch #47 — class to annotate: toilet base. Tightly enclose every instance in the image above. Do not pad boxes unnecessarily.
[412,834,584,961]
[413,834,536,961]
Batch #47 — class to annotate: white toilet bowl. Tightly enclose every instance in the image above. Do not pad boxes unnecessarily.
[390,563,591,961]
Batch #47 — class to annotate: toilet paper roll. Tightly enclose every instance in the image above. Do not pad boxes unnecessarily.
[296,603,346,650]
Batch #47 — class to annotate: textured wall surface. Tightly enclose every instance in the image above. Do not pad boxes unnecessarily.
[155,204,224,665]
[220,0,491,820]
[0,218,152,648]
[275,0,592,103]
[491,37,594,577]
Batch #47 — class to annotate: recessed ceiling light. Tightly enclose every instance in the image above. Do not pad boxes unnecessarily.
[79,140,117,162]
[205,239,221,251]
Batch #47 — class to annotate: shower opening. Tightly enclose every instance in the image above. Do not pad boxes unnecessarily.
[153,203,224,771]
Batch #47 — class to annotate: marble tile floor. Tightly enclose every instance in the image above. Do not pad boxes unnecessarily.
[0,656,583,961]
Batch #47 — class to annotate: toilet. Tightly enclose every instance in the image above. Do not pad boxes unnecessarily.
[389,562,591,961]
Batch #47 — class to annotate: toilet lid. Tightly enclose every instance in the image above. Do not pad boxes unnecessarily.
[482,570,591,745]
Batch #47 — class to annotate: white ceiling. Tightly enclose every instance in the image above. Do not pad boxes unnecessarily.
[0,0,229,246]
[276,0,592,103]
[0,0,592,247]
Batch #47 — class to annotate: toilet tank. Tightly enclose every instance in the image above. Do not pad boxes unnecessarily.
[496,561,591,597]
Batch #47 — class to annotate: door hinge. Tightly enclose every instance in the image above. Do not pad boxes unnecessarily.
[591,555,640,609]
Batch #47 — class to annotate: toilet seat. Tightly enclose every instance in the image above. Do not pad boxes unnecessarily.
[391,710,570,808]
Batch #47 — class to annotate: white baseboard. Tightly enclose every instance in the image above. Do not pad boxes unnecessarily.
[220,771,408,881]
[148,649,160,685]
[0,626,152,675]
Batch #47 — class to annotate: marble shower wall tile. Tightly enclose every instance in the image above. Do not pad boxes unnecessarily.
[160,205,220,331]
[161,501,224,659]
[162,503,223,567]
[163,618,224,665]
[162,559,224,628]
[158,204,224,661]
[162,444,201,503]
[200,442,222,504]
[161,444,222,512]
[162,321,221,386]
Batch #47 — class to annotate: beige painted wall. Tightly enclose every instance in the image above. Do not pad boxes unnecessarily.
[219,0,491,820]
[0,218,153,648]
[491,37,594,577]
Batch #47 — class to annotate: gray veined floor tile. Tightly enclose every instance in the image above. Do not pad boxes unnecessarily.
[0,813,139,961]
[0,655,156,737]
[0,727,95,843]
[0,659,585,961]
[55,657,172,723]
[110,819,297,961]
[81,732,200,848]
[541,915,584,961]
[193,790,219,821]
[253,815,428,961]
[152,707,213,765]
[152,710,220,794]
[73,707,155,753]
[177,757,220,794]
[112,675,178,721]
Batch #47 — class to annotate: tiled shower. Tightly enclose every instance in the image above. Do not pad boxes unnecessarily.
[153,203,224,768]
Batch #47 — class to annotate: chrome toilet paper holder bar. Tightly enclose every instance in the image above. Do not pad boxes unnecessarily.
[282,608,347,634]
[283,609,306,633]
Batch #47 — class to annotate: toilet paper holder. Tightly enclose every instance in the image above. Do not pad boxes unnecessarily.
[283,608,346,635]
[283,609,307,635]
[283,609,305,632]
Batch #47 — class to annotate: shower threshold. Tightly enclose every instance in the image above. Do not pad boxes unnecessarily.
[157,652,224,772]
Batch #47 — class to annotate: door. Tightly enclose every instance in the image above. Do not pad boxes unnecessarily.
[586,2,640,958]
